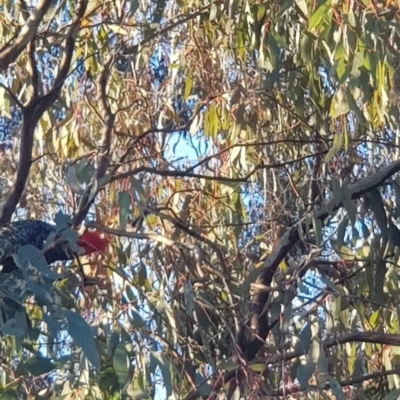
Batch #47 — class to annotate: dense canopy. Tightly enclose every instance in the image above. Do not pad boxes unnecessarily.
[1,0,400,399]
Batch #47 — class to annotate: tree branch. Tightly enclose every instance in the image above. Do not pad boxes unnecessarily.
[241,160,400,361]
[107,152,327,185]
[184,329,400,399]
[0,0,53,70]
[263,331,400,365]
[268,366,400,397]
[187,162,400,399]
[0,0,88,225]
[73,55,115,226]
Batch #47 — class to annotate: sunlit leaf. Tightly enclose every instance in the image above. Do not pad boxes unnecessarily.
[108,24,128,35]
[309,1,330,30]
[330,87,350,117]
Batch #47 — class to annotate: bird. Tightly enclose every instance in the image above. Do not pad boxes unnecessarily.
[0,220,108,273]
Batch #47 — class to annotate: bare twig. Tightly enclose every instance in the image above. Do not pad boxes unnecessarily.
[107,152,328,185]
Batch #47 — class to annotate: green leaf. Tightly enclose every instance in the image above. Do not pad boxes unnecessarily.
[150,352,172,397]
[295,0,308,18]
[345,89,364,123]
[249,363,265,372]
[393,181,400,218]
[270,31,289,50]
[60,228,80,253]
[0,238,13,259]
[65,165,85,195]
[17,356,56,376]
[64,309,100,371]
[14,245,62,281]
[113,341,130,389]
[336,58,351,83]
[126,376,148,399]
[365,190,387,237]
[118,191,131,229]
[384,388,400,400]
[328,376,346,399]
[312,217,323,247]
[135,262,148,287]
[54,212,71,231]
[330,87,350,117]
[369,309,381,328]
[324,133,343,163]
[2,318,26,336]
[194,372,212,397]
[183,281,195,315]
[227,0,239,18]
[0,390,19,400]
[0,86,11,119]
[309,1,330,30]
[296,361,314,389]
[204,103,219,139]
[266,34,280,75]
[374,260,386,303]
[336,217,348,249]
[319,276,343,293]
[294,323,312,354]
[330,242,354,260]
[217,360,239,371]
[342,197,357,226]
[184,74,193,100]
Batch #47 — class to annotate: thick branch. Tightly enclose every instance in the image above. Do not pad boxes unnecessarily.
[184,329,400,399]
[0,0,53,70]
[0,0,88,226]
[269,366,400,397]
[242,160,400,361]
[262,331,400,365]
[73,56,115,226]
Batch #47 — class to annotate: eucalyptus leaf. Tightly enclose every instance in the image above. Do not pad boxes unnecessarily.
[64,309,100,371]
[113,341,130,389]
